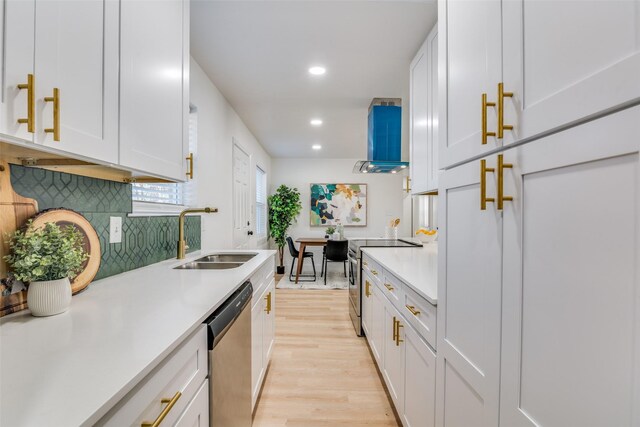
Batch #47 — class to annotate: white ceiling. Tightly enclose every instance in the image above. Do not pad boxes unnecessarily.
[191,1,437,159]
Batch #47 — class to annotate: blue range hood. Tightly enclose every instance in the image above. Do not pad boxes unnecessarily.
[353,98,409,174]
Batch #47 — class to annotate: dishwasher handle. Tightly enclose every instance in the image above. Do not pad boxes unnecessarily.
[205,281,253,349]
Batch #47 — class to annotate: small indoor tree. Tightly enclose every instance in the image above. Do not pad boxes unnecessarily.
[268,185,302,274]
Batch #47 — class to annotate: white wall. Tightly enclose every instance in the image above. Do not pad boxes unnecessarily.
[190,58,272,249]
[271,157,411,271]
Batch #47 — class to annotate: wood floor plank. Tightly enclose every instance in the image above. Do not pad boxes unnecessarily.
[252,289,400,427]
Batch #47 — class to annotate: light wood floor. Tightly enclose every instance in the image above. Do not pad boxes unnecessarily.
[252,288,400,427]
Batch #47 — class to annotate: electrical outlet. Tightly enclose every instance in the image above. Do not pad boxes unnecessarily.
[109,217,122,244]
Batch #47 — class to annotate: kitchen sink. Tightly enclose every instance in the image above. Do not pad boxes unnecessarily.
[174,262,244,270]
[195,253,257,263]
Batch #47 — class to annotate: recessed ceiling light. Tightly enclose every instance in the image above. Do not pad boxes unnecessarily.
[310,119,323,126]
[400,165,407,169]
[391,170,397,174]
[308,66,326,76]
[312,144,322,150]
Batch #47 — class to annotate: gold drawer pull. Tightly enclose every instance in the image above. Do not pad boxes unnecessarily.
[480,159,495,211]
[384,283,394,291]
[371,270,378,276]
[482,93,496,145]
[396,321,404,346]
[186,153,194,179]
[44,88,60,141]
[17,73,35,133]
[363,261,368,266]
[365,280,371,297]
[141,391,181,427]
[392,316,398,341]
[264,291,272,314]
[498,83,514,138]
[497,154,513,210]
[405,305,420,316]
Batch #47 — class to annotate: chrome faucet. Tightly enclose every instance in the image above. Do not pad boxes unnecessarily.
[177,207,217,259]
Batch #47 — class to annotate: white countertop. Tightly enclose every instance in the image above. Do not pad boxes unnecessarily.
[361,244,437,305]
[0,249,275,427]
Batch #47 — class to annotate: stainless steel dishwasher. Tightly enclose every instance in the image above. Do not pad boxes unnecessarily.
[205,281,253,427]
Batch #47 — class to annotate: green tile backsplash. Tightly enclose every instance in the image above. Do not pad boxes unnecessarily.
[10,165,200,281]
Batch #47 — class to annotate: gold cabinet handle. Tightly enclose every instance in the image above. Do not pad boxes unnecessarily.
[264,291,272,314]
[481,93,496,145]
[17,74,35,133]
[396,321,404,346]
[498,83,514,138]
[384,283,394,292]
[405,305,420,316]
[186,153,194,179]
[363,261,368,266]
[365,280,371,297]
[44,88,60,141]
[405,176,411,193]
[141,391,182,427]
[497,154,513,210]
[480,159,495,211]
[392,316,398,342]
[371,270,378,276]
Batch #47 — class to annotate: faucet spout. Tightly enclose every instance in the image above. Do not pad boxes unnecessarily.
[177,207,217,259]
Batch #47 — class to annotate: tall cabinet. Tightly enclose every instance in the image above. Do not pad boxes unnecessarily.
[437,0,640,426]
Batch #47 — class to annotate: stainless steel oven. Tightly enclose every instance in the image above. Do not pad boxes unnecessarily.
[347,239,422,336]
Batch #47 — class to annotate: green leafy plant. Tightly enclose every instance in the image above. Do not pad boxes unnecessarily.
[4,221,88,283]
[268,185,302,269]
[326,226,336,235]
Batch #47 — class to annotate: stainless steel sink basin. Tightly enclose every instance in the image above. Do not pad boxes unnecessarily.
[174,262,244,270]
[195,253,257,263]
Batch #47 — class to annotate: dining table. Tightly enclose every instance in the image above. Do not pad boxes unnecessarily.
[294,237,328,283]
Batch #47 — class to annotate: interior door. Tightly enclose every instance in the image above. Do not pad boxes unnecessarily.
[233,142,251,249]
[435,157,502,427]
[34,0,118,162]
[502,0,640,144]
[500,107,640,427]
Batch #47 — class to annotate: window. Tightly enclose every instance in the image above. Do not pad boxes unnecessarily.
[131,107,198,215]
[255,166,267,237]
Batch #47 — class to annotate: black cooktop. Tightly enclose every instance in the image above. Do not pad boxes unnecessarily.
[349,239,422,252]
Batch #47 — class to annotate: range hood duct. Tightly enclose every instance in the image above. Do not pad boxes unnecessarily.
[353,98,409,174]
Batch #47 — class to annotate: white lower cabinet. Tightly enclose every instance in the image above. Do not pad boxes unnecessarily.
[403,325,436,427]
[97,325,208,427]
[251,259,276,410]
[363,254,438,427]
[174,379,209,427]
[437,106,640,426]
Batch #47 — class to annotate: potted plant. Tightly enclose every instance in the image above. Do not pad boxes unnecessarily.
[268,185,302,274]
[4,221,88,317]
[325,226,336,238]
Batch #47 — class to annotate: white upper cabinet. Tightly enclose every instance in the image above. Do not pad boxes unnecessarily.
[500,107,640,427]
[410,24,439,194]
[0,0,35,142]
[34,0,119,163]
[501,0,640,144]
[438,0,503,168]
[119,0,190,181]
[1,0,118,163]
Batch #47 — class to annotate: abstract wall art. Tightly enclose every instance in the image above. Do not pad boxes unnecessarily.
[310,183,367,226]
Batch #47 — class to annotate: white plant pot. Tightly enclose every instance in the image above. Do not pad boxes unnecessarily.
[27,278,72,317]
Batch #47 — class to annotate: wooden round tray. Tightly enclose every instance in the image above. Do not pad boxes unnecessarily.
[30,209,101,294]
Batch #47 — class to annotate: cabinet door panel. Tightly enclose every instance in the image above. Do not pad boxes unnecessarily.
[403,326,436,427]
[120,0,188,180]
[501,107,640,427]
[502,0,640,143]
[251,299,264,409]
[439,0,502,168]
[263,279,275,364]
[382,303,404,411]
[0,0,35,141]
[369,282,384,364]
[34,0,118,162]
[174,379,209,427]
[436,159,502,427]
[410,43,430,194]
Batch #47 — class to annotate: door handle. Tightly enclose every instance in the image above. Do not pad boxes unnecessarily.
[480,159,495,211]
[17,74,35,133]
[248,231,254,236]
[44,88,60,141]
[482,93,496,145]
[497,83,514,138]
[497,154,513,210]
